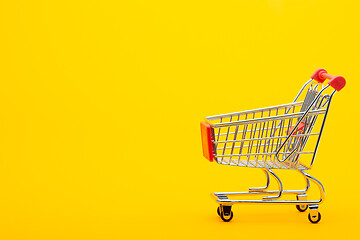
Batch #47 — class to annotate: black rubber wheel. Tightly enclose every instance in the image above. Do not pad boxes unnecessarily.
[308,212,321,224]
[296,204,308,212]
[220,211,233,222]
[217,206,221,216]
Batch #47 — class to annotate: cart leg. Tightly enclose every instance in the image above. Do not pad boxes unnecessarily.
[308,204,321,223]
[300,171,324,223]
[249,169,270,192]
[296,193,308,212]
[298,170,311,193]
[263,169,283,200]
[300,170,325,203]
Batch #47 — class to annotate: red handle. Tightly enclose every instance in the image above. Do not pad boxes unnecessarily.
[200,122,215,162]
[311,68,346,91]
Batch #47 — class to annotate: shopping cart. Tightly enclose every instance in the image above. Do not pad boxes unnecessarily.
[200,69,346,223]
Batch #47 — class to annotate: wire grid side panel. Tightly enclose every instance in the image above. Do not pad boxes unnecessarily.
[212,106,325,170]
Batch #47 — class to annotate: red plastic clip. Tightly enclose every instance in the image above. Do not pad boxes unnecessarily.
[288,122,305,135]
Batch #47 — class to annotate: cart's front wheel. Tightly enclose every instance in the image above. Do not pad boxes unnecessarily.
[220,211,233,222]
[296,204,308,212]
[308,212,321,224]
[217,206,221,216]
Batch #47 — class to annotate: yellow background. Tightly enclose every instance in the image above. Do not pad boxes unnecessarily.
[0,0,359,239]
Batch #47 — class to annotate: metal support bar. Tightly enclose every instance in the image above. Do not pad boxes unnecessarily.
[211,170,324,205]
[263,169,283,200]
[249,169,270,192]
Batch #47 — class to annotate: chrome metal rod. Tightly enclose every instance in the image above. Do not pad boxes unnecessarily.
[215,151,314,158]
[206,102,304,121]
[212,109,326,128]
[263,169,283,199]
[310,90,335,167]
[301,170,325,203]
[293,79,314,103]
[299,169,310,192]
[214,190,304,196]
[214,133,319,144]
[249,169,270,192]
[212,198,321,205]
[274,86,330,163]
[211,170,324,205]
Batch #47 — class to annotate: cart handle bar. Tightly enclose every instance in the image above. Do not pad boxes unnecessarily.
[311,68,346,91]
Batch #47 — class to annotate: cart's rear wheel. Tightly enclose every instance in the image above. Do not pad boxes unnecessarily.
[217,206,221,216]
[308,212,321,224]
[296,204,308,212]
[220,211,233,222]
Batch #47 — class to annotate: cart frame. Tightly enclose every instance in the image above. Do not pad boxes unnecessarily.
[201,69,346,223]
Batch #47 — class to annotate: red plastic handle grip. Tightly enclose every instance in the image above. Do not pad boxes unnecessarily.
[311,69,346,91]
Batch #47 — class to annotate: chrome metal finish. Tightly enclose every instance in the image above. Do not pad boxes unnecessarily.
[207,102,304,121]
[206,80,335,170]
[211,109,326,128]
[204,78,339,221]
[262,169,283,200]
[249,169,270,192]
[300,170,325,203]
[211,170,325,205]
[309,90,336,167]
[274,85,330,163]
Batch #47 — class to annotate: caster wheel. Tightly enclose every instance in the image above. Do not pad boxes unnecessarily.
[220,211,233,222]
[217,206,220,216]
[296,204,308,212]
[308,212,321,224]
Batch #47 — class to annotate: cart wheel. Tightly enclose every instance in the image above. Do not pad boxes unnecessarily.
[308,212,321,224]
[220,211,233,222]
[217,206,221,216]
[296,204,308,212]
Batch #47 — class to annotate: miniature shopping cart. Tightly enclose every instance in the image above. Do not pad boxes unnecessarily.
[200,69,346,223]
